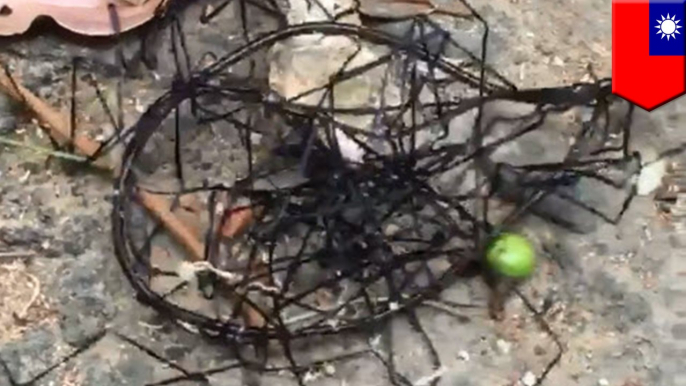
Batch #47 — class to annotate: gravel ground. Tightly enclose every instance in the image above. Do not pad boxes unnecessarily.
[1,1,686,386]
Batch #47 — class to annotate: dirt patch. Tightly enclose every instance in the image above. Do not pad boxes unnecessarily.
[0,258,56,344]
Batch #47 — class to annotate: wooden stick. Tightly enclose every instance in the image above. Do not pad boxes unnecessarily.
[0,65,213,260]
[0,67,101,157]
[213,196,267,328]
[1,62,268,329]
[0,64,212,261]
[0,63,207,264]
[137,189,207,261]
[221,206,258,238]
[241,255,268,328]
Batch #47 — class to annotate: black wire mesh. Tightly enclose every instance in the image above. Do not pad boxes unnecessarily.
[106,4,639,383]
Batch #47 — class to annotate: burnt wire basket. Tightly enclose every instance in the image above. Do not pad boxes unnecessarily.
[109,12,639,384]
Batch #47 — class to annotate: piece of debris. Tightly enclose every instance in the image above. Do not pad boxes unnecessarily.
[521,371,537,386]
[636,159,666,196]
[496,339,512,355]
[413,367,447,386]
[0,0,168,36]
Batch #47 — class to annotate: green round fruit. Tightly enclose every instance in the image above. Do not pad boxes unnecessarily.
[485,232,536,278]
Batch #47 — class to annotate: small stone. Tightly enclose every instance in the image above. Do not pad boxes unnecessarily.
[250,132,263,144]
[384,223,400,236]
[457,350,470,361]
[323,363,336,376]
[302,370,320,383]
[496,339,511,355]
[521,371,537,386]
[598,378,609,386]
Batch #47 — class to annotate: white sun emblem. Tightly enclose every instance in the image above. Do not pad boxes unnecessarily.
[655,13,682,40]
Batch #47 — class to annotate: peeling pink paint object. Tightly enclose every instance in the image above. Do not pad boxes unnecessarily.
[0,0,166,36]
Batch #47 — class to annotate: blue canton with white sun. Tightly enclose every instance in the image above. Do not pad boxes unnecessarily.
[649,1,686,56]
[655,13,682,40]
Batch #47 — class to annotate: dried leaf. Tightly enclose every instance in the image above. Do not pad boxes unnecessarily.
[0,0,167,36]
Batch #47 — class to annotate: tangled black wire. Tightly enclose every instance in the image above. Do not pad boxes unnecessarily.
[89,2,642,385]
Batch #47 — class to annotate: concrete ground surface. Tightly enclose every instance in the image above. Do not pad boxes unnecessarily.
[1,1,686,386]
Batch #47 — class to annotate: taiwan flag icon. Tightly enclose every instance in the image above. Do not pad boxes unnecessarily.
[613,0,686,111]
